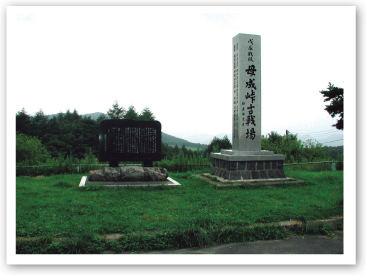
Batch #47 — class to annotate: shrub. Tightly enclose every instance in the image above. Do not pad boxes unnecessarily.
[16,133,51,166]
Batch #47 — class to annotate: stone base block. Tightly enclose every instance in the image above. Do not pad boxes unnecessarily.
[88,166,168,182]
[210,151,286,180]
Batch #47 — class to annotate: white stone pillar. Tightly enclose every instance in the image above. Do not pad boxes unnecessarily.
[232,33,261,152]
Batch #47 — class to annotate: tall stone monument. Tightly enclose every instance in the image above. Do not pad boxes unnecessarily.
[210,33,286,180]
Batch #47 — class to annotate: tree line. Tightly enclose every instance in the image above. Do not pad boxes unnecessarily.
[16,102,210,166]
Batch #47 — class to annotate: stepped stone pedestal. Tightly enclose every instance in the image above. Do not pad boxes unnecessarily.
[210,150,286,180]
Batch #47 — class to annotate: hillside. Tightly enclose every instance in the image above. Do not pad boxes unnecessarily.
[161,132,207,149]
[46,112,105,120]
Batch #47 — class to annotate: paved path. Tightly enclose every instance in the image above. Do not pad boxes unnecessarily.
[138,231,343,254]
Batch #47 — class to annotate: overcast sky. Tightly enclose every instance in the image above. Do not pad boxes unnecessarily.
[7,6,355,140]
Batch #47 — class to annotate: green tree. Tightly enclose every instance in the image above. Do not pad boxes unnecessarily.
[320,83,344,130]
[96,113,107,123]
[206,135,232,154]
[16,108,31,135]
[30,109,49,138]
[261,132,329,163]
[107,100,126,119]
[138,107,155,121]
[124,105,139,120]
[16,133,51,165]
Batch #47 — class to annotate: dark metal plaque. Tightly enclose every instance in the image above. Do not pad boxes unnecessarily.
[99,119,161,166]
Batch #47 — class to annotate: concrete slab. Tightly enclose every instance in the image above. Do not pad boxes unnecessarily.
[196,173,305,187]
[81,176,181,188]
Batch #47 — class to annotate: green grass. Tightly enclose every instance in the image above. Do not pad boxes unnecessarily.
[16,169,343,241]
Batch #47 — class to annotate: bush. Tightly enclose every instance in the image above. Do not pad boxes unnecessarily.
[16,133,51,166]
[336,154,343,170]
[261,132,330,163]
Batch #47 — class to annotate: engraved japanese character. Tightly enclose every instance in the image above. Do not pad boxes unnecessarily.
[245,65,256,77]
[245,79,256,90]
[247,103,255,114]
[246,115,256,126]
[246,128,256,140]
[245,90,256,103]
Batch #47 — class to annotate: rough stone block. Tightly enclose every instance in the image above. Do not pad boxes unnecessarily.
[241,170,251,179]
[272,161,278,169]
[88,166,168,182]
[265,161,271,169]
[260,170,269,179]
[277,170,286,178]
[229,162,237,171]
[268,170,278,178]
[251,171,260,179]
[211,167,217,175]
[238,161,247,170]
[216,168,223,178]
[247,161,256,170]
[257,161,264,170]
[230,171,241,180]
[212,159,216,167]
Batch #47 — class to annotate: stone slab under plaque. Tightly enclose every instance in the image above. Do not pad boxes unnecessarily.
[80,176,181,188]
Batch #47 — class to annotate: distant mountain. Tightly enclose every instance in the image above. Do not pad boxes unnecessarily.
[166,131,232,145]
[297,131,343,147]
[46,112,106,120]
[161,132,207,149]
[81,112,106,120]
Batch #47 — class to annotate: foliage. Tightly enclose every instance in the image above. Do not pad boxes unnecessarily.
[158,142,211,172]
[16,108,31,135]
[323,146,343,160]
[16,133,51,166]
[137,107,155,121]
[96,113,107,123]
[107,100,126,119]
[124,105,139,120]
[204,135,232,155]
[336,153,343,171]
[16,148,102,176]
[261,131,330,163]
[319,83,344,130]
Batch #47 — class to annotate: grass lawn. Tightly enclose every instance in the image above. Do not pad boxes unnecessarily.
[16,169,343,239]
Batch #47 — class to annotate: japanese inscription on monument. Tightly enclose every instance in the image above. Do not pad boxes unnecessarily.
[232,33,261,151]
